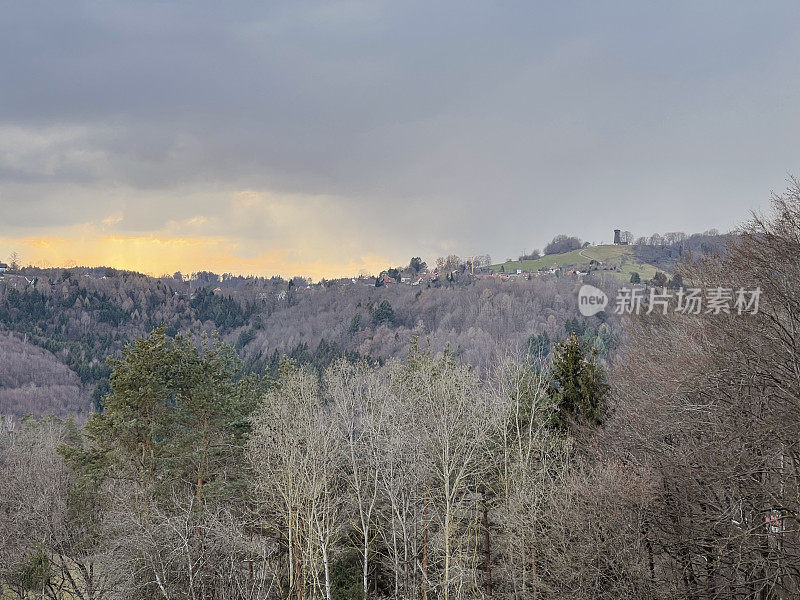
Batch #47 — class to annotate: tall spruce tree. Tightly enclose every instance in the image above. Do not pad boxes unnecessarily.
[548,333,609,431]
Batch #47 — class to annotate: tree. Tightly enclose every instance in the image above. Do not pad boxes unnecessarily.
[371,300,395,327]
[603,180,800,599]
[629,272,641,284]
[248,363,343,600]
[651,271,668,287]
[668,273,683,288]
[348,313,362,335]
[327,360,385,600]
[548,334,608,431]
[395,343,500,600]
[8,251,21,271]
[4,545,50,599]
[544,235,582,255]
[489,352,568,599]
[0,417,120,600]
[435,255,463,274]
[408,257,428,274]
[526,331,551,358]
[72,327,260,599]
[518,249,541,261]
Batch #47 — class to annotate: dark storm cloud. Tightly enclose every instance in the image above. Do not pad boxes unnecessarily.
[2,0,800,266]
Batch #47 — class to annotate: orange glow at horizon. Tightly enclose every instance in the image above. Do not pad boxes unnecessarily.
[1,234,392,280]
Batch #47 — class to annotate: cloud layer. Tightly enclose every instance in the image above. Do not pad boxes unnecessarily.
[2,1,799,277]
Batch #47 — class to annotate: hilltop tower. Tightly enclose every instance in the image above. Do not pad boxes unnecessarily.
[613,229,621,244]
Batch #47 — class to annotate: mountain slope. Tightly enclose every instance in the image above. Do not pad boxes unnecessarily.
[491,245,663,281]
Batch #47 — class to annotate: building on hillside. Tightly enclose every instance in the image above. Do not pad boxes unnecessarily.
[614,229,629,245]
[0,263,7,273]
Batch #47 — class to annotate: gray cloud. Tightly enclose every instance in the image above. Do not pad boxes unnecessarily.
[2,0,799,269]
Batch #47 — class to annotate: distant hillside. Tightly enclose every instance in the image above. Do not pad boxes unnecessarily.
[0,330,89,418]
[492,232,730,281]
[0,266,623,419]
[491,245,662,282]
[0,233,728,420]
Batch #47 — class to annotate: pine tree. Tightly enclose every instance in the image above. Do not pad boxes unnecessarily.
[79,326,261,500]
[548,333,609,431]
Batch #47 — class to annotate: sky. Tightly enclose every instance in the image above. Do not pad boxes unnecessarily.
[1,1,799,279]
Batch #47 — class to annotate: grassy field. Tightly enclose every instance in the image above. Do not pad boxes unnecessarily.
[490,245,663,282]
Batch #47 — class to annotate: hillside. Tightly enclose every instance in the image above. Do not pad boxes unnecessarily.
[0,267,622,420]
[491,244,664,282]
[0,331,89,418]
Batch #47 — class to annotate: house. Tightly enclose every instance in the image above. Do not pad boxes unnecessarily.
[0,263,7,273]
[381,275,397,285]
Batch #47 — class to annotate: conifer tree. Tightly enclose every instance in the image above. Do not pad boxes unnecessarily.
[548,333,609,431]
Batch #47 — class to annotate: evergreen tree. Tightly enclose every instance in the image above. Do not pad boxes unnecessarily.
[371,299,395,327]
[348,313,362,335]
[526,331,551,358]
[79,326,261,500]
[548,333,609,431]
[651,271,668,287]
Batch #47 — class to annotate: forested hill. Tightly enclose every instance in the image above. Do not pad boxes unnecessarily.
[0,266,620,419]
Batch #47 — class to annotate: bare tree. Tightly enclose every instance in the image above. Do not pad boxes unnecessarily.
[7,250,21,271]
[393,344,501,600]
[248,365,344,600]
[327,360,386,600]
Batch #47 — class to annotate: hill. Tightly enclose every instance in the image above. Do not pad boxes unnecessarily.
[0,266,622,420]
[491,244,663,282]
[0,331,89,418]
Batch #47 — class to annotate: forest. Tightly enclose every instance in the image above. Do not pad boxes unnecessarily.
[1,183,800,600]
[0,255,617,420]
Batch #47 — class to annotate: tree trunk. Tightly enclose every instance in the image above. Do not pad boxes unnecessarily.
[483,494,493,598]
[321,534,332,600]
[363,528,369,600]
[422,526,429,600]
